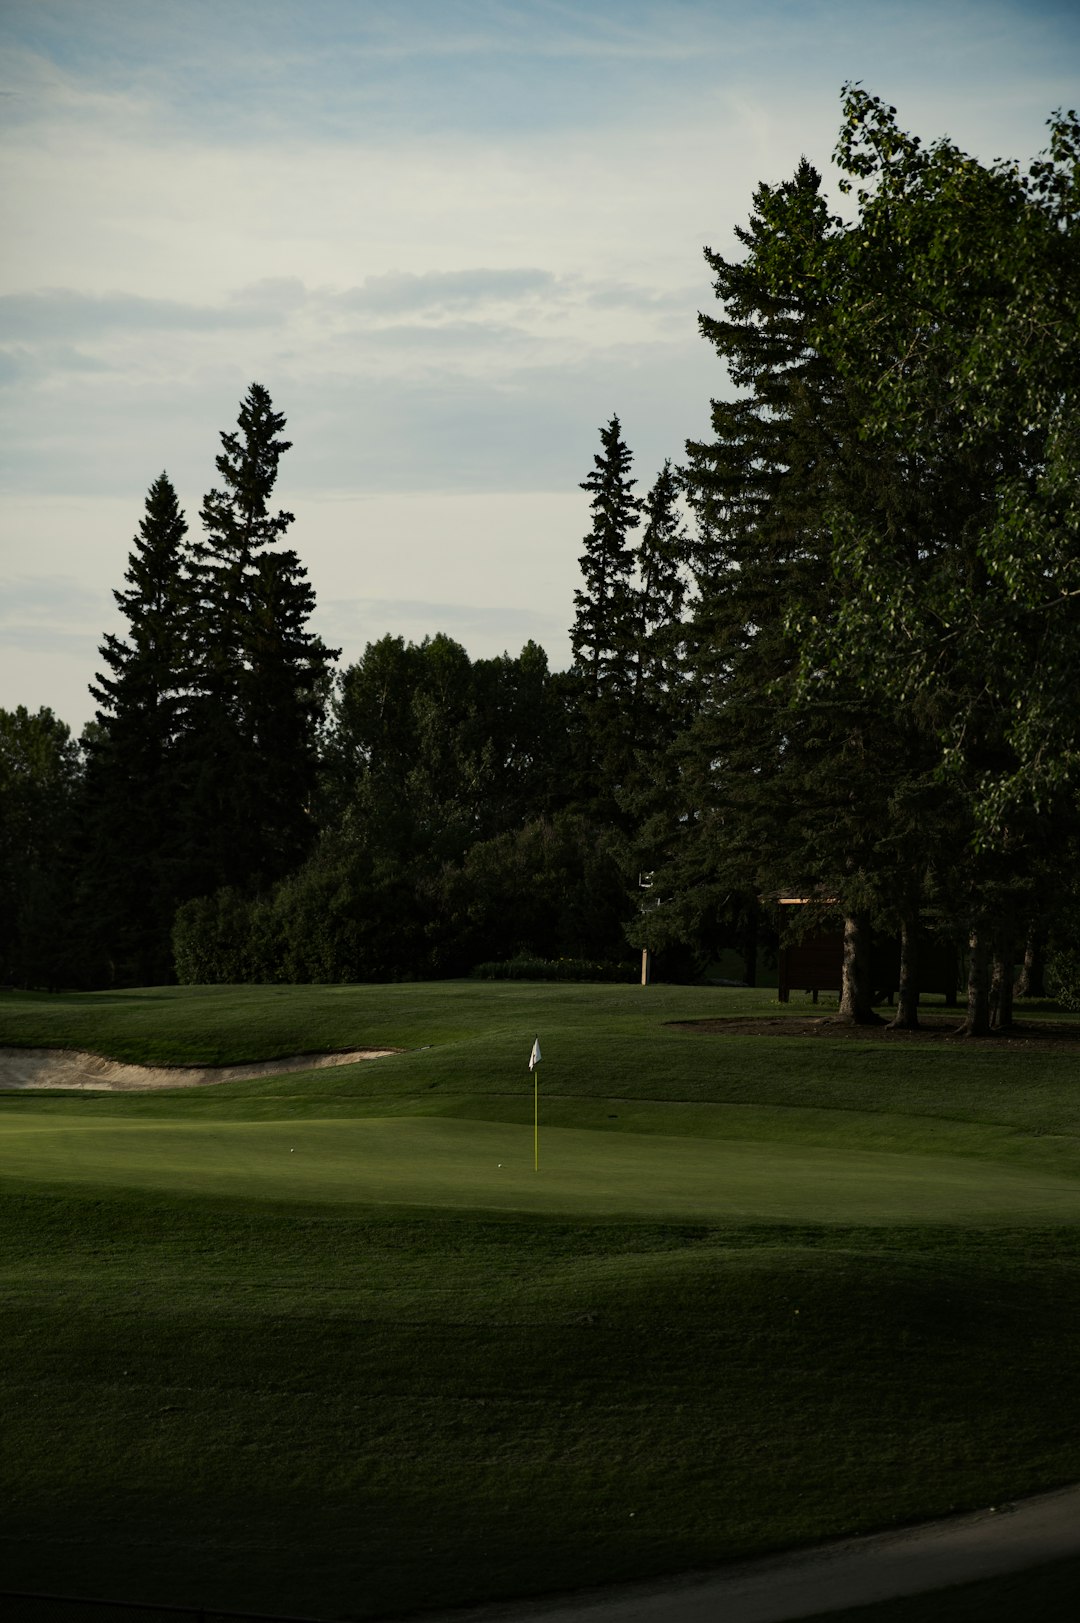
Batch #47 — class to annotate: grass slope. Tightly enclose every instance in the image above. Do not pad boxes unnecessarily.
[3,982,1080,1619]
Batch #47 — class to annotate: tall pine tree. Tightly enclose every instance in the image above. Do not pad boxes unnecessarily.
[184,383,338,897]
[569,415,642,816]
[668,159,931,1020]
[631,459,690,744]
[86,472,194,983]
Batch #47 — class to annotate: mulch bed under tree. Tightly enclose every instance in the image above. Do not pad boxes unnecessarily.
[669,1016,1080,1050]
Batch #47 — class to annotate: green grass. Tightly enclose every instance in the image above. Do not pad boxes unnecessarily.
[807,1555,1080,1622]
[6,1112,1080,1224]
[3,981,1080,1619]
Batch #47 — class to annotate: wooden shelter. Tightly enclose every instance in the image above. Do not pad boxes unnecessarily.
[776,899,958,1005]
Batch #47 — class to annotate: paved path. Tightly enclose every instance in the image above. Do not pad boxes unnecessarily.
[423,1484,1080,1623]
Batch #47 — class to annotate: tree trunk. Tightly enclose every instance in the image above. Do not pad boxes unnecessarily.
[838,912,884,1025]
[888,911,920,1030]
[991,934,1015,1031]
[744,938,758,988]
[743,901,759,989]
[1014,926,1047,999]
[963,924,992,1036]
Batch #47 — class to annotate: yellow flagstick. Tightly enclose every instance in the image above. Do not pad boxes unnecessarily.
[529,1035,541,1171]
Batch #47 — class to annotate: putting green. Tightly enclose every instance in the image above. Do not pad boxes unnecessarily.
[4,1112,1080,1223]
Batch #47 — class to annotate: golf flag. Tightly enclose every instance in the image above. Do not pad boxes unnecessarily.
[529,1036,541,1170]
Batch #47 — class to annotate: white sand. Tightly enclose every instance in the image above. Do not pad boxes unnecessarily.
[0,1045,399,1091]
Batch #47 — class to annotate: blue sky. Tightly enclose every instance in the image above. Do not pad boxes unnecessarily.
[2,0,1078,729]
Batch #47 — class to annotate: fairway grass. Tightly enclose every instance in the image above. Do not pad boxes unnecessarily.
[3,981,1080,1619]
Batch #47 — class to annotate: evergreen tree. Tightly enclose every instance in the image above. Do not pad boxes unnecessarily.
[635,462,687,648]
[572,416,641,698]
[569,415,642,814]
[677,163,868,1007]
[657,159,941,1020]
[631,460,690,736]
[184,383,338,896]
[85,473,193,983]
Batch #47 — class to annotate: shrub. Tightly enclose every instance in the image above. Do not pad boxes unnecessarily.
[1046,946,1080,1013]
[470,955,636,983]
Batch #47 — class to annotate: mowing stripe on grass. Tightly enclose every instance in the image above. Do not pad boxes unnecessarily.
[4,1113,1080,1223]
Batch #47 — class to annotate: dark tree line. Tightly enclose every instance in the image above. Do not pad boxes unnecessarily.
[638,91,1080,1032]
[3,385,337,988]
[4,92,1080,1028]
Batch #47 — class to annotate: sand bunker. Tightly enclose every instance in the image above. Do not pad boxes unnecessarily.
[0,1045,400,1092]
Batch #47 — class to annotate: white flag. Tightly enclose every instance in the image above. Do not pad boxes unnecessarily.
[529,1037,541,1071]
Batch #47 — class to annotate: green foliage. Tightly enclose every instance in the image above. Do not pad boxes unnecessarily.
[171,844,414,987]
[432,813,634,971]
[16,97,1080,1017]
[172,810,634,985]
[0,706,86,989]
[84,473,194,984]
[470,954,636,982]
[571,414,641,701]
[1045,951,1080,1014]
[648,95,1080,1024]
[183,383,338,898]
[1044,908,1080,1013]
[650,158,915,1003]
[171,887,269,985]
[805,90,1080,847]
[569,415,648,815]
[633,458,689,712]
[324,633,570,855]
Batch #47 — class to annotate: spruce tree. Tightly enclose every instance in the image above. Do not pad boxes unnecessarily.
[572,416,641,696]
[569,415,642,814]
[184,383,338,896]
[669,159,932,1020]
[631,459,690,741]
[85,472,194,983]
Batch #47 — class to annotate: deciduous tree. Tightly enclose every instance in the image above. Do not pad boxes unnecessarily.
[799,90,1080,1032]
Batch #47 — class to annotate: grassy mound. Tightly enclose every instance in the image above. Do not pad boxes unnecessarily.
[3,982,1080,1618]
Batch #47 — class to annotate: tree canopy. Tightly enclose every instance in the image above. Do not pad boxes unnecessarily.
[10,94,1080,1018]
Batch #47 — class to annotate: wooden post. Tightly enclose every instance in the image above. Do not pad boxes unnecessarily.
[641,948,651,986]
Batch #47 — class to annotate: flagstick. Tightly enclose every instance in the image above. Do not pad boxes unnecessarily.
[529,1034,541,1172]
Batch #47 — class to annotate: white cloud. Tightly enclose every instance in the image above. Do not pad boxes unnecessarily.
[0,289,272,341]
[2,0,1078,730]
[0,489,585,730]
[340,267,558,313]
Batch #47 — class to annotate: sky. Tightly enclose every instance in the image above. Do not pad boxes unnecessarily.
[2,0,1079,733]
